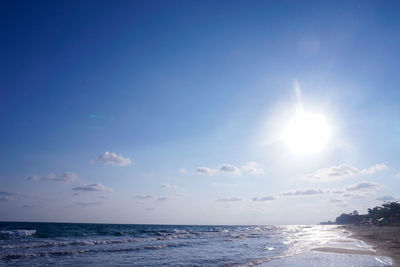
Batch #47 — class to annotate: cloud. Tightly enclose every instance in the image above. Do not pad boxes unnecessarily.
[215,197,242,202]
[135,195,154,200]
[0,191,49,202]
[196,162,264,176]
[196,167,215,175]
[361,163,388,175]
[0,196,13,201]
[305,163,387,181]
[328,199,342,203]
[22,204,42,208]
[341,193,365,199]
[305,164,359,181]
[92,151,131,166]
[242,162,265,175]
[376,195,396,201]
[72,183,113,192]
[136,195,180,202]
[211,182,239,188]
[48,172,78,183]
[27,175,40,181]
[219,164,241,175]
[161,184,178,190]
[0,191,18,196]
[75,202,103,206]
[59,172,79,182]
[345,181,381,192]
[252,196,275,201]
[27,172,78,183]
[281,188,324,196]
[0,192,18,201]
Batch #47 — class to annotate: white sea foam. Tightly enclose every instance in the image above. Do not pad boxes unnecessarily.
[0,243,173,260]
[0,224,394,266]
[0,229,36,236]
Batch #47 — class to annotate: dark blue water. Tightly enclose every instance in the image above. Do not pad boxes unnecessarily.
[0,222,392,266]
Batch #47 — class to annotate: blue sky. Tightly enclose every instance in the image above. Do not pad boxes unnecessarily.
[1,0,400,224]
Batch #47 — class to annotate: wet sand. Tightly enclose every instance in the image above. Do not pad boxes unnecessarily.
[343,225,400,267]
[311,247,375,255]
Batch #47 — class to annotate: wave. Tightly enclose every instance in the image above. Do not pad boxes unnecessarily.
[0,230,36,236]
[0,244,174,260]
[0,232,196,250]
[221,255,283,267]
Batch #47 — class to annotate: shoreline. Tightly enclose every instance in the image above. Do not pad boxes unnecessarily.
[343,225,400,267]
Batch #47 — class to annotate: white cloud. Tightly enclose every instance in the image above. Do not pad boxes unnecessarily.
[211,182,239,188]
[135,195,154,200]
[27,172,78,183]
[252,196,275,201]
[328,199,342,203]
[27,175,40,181]
[196,167,215,175]
[281,188,324,196]
[215,197,242,202]
[396,172,400,177]
[345,181,381,192]
[43,173,57,180]
[341,193,365,199]
[361,163,388,175]
[52,172,78,183]
[242,162,264,175]
[136,195,180,202]
[305,164,359,181]
[376,195,396,201]
[92,151,131,166]
[161,184,178,190]
[219,164,241,175]
[72,183,113,192]
[197,162,262,176]
[75,202,103,206]
[305,163,387,181]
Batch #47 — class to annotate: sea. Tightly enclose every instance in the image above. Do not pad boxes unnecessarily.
[0,222,393,266]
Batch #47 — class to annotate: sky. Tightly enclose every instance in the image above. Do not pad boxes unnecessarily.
[1,0,400,225]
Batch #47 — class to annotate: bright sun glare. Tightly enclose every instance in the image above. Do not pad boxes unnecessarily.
[282,111,330,155]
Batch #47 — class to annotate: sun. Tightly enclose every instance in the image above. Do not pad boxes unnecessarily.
[281,110,330,155]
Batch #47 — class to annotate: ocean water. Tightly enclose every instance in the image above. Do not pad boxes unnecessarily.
[0,222,393,266]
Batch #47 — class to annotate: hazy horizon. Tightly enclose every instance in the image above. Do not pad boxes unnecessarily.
[1,0,400,225]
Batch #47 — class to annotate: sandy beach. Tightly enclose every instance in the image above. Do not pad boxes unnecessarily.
[343,225,400,267]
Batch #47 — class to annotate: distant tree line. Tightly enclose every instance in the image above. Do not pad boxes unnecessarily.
[334,201,400,225]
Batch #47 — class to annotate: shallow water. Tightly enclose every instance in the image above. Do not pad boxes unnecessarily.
[0,222,393,266]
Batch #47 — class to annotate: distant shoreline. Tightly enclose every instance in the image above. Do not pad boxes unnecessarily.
[343,225,400,267]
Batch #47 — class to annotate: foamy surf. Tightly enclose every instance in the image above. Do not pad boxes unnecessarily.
[0,229,36,236]
[0,222,393,266]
